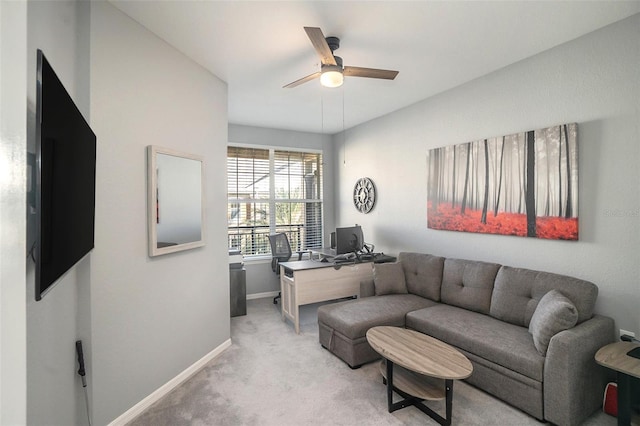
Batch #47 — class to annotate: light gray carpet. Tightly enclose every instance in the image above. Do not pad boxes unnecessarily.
[128,298,616,425]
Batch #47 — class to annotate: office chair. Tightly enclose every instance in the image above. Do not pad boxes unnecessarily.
[268,233,308,304]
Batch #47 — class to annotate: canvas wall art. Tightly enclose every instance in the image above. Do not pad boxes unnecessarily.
[427,123,578,240]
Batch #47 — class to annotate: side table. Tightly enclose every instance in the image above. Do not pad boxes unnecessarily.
[595,341,640,426]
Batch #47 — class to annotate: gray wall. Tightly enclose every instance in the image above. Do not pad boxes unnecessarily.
[89,3,229,424]
[334,15,640,335]
[0,1,27,424]
[5,2,230,425]
[228,124,334,296]
[25,2,91,425]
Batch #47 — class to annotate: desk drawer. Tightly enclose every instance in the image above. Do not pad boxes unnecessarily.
[296,263,373,305]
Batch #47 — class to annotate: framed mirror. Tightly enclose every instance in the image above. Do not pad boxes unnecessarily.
[147,146,205,256]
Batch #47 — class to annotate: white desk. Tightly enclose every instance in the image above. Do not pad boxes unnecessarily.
[279,260,373,334]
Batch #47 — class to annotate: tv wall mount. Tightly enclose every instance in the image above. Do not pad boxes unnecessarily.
[353,177,376,214]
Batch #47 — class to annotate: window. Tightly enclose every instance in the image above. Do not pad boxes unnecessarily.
[227,146,323,257]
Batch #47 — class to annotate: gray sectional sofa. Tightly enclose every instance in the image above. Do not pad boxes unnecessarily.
[317,252,615,426]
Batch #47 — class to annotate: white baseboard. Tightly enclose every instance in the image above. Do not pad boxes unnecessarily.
[247,291,279,300]
[108,338,232,426]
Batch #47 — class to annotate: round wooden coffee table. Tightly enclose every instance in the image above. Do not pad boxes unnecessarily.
[366,326,473,425]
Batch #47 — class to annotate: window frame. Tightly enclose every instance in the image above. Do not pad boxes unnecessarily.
[227,143,324,260]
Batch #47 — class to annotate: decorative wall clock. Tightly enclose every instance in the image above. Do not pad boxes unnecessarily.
[353,177,376,213]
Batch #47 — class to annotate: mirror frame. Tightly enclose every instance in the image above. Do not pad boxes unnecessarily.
[147,145,205,257]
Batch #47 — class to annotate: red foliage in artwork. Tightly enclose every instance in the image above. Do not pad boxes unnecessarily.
[427,203,578,240]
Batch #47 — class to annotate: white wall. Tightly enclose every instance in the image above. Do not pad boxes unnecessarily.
[25,2,91,425]
[89,3,229,424]
[335,15,640,334]
[0,1,27,424]
[228,124,334,295]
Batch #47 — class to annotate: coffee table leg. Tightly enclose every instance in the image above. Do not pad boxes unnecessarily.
[445,379,453,425]
[384,361,454,426]
[386,359,394,412]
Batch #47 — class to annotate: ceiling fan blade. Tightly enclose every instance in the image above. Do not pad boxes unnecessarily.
[344,66,399,80]
[304,27,337,66]
[283,71,321,89]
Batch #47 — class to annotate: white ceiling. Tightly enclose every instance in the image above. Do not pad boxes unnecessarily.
[110,1,640,134]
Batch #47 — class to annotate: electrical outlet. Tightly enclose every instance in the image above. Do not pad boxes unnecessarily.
[619,329,636,339]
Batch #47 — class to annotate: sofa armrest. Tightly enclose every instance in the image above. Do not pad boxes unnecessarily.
[544,314,615,426]
[360,279,375,298]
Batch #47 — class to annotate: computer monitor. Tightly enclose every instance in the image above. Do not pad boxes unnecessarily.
[335,225,364,255]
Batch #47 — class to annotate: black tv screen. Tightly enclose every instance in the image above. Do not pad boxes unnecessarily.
[335,225,364,255]
[35,50,96,301]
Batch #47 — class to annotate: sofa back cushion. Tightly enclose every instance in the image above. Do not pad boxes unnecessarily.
[440,258,501,314]
[490,266,598,327]
[398,252,445,301]
[373,262,408,295]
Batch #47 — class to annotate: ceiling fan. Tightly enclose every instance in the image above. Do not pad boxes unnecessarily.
[283,27,399,89]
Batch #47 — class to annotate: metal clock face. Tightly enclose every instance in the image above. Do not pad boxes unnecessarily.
[353,177,376,213]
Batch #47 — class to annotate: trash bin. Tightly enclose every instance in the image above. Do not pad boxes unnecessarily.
[230,267,246,317]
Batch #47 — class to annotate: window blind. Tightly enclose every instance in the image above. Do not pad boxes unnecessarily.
[227,146,323,257]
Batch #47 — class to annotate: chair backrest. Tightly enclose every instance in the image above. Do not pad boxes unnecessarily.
[268,234,292,275]
[269,233,293,260]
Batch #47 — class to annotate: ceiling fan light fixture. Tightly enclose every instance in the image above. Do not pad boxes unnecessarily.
[320,65,343,88]
[283,28,398,89]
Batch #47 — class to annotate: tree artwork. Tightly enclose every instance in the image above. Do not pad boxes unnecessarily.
[427,123,578,240]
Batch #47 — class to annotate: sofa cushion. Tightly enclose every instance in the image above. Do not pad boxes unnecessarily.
[406,304,545,382]
[373,262,408,295]
[317,294,437,340]
[440,258,501,315]
[490,266,598,327]
[398,252,445,301]
[529,290,578,355]
[360,279,375,298]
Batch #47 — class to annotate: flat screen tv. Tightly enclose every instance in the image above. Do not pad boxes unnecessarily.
[34,49,96,301]
[335,225,364,255]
